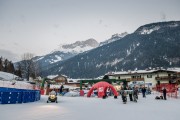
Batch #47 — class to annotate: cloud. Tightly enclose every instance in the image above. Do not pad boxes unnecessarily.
[0,49,20,62]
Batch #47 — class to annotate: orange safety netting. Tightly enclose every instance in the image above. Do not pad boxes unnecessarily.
[156,83,178,98]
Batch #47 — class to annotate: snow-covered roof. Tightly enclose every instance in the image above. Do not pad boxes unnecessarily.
[47,75,59,79]
[50,84,79,89]
[67,79,80,83]
[107,69,174,75]
[167,68,180,73]
[67,78,101,83]
[47,74,68,79]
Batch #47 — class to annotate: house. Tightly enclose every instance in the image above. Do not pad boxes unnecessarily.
[105,68,180,88]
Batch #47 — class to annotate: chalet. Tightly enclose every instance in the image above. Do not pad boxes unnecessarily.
[106,68,180,88]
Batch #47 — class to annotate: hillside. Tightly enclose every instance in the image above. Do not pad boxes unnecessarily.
[40,21,180,78]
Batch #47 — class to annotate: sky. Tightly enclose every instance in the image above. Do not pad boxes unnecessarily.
[0,0,180,62]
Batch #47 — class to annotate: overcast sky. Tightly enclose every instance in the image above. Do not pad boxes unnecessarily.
[0,0,180,61]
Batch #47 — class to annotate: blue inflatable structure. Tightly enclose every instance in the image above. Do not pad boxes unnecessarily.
[0,87,41,104]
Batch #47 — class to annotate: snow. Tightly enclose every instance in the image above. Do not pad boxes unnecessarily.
[1,94,180,120]
[49,55,62,64]
[55,44,94,54]
[105,58,124,66]
[64,91,79,97]
[0,71,18,80]
[140,26,160,34]
[36,56,44,61]
[167,67,180,72]
[0,72,34,89]
[99,32,128,46]
[0,80,34,89]
[109,69,158,75]
[137,42,140,46]
[58,67,63,71]
[169,23,179,27]
[47,75,58,79]
[96,63,103,68]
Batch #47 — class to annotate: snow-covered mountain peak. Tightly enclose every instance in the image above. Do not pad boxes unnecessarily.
[139,26,160,35]
[54,38,99,54]
[135,21,180,35]
[111,32,128,38]
[99,32,128,46]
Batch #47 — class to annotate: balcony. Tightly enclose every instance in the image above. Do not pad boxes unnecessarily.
[126,78,144,81]
[155,76,177,81]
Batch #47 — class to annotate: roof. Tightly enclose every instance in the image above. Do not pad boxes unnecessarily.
[167,68,180,73]
[107,69,177,76]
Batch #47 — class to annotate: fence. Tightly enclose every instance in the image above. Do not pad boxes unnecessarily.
[0,87,41,104]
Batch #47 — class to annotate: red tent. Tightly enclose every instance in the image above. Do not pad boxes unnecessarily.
[87,81,118,98]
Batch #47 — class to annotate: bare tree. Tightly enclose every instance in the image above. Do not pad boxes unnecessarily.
[21,53,39,81]
[15,62,22,77]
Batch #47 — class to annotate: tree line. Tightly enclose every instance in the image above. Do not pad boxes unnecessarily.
[0,53,40,81]
[0,57,22,77]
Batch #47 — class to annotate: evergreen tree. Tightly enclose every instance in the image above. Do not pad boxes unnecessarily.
[0,57,3,71]
[3,59,8,72]
[7,61,15,74]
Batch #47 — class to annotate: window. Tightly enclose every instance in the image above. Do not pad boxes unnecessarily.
[147,74,152,78]
[131,76,136,78]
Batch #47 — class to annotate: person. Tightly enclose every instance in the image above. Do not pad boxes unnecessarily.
[141,86,146,98]
[50,88,57,96]
[162,87,167,100]
[126,86,133,101]
[47,88,58,103]
[133,87,139,102]
[59,85,64,95]
[147,87,151,94]
[121,88,127,104]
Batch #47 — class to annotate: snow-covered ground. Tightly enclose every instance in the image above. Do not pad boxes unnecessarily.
[1,93,180,120]
[0,71,34,89]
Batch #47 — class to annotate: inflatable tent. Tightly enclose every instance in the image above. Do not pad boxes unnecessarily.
[87,81,118,98]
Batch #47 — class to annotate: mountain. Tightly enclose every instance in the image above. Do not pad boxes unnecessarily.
[99,32,128,46]
[40,21,180,78]
[33,39,99,71]
[53,38,99,53]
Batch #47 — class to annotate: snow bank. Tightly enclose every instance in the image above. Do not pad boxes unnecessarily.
[64,91,80,97]
[0,71,18,80]
[0,80,34,89]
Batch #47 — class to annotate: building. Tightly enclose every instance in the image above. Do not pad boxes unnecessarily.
[106,68,180,88]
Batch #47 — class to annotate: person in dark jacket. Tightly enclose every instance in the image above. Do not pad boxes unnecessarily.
[133,87,139,102]
[162,87,167,100]
[141,86,146,98]
[126,86,133,101]
[59,85,64,95]
[121,88,127,104]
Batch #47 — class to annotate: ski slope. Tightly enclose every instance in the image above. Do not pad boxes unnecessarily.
[0,94,180,120]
